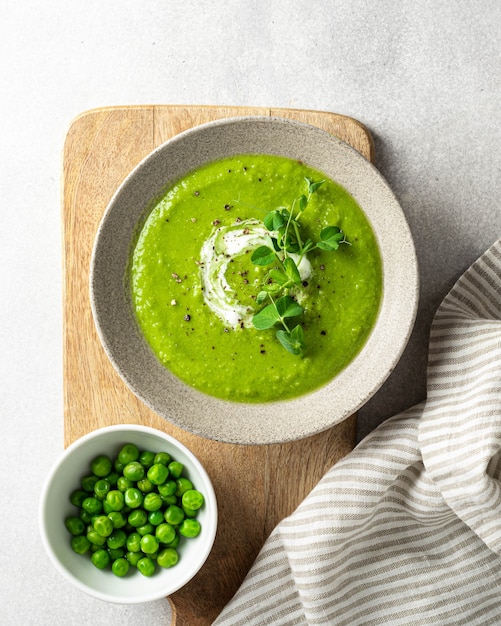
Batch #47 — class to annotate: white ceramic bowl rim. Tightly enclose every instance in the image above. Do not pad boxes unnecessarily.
[39,424,218,604]
[90,116,419,444]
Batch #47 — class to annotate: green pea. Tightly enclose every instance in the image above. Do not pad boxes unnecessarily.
[81,496,102,516]
[93,515,114,538]
[148,510,164,526]
[126,551,142,567]
[106,490,125,512]
[106,471,120,487]
[65,516,85,536]
[179,518,201,538]
[165,534,180,549]
[117,476,133,492]
[79,509,92,524]
[157,480,177,497]
[140,534,159,554]
[136,523,154,537]
[107,547,125,560]
[81,474,99,492]
[70,489,89,508]
[87,529,107,546]
[108,511,127,529]
[182,489,204,511]
[71,535,91,555]
[91,455,112,478]
[118,443,140,465]
[143,492,163,512]
[147,463,169,485]
[124,487,143,509]
[112,557,130,577]
[183,506,199,518]
[160,494,178,506]
[137,478,154,493]
[123,461,145,482]
[164,505,184,526]
[107,529,127,550]
[94,478,111,499]
[154,451,171,466]
[157,547,179,569]
[175,477,193,497]
[128,509,148,528]
[138,450,155,468]
[126,532,141,552]
[137,556,156,577]
[66,443,206,577]
[91,548,111,569]
[155,523,176,545]
[167,461,184,479]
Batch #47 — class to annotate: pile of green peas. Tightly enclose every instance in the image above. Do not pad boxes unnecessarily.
[65,442,205,578]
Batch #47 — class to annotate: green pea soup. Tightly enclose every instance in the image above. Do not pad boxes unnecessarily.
[130,154,382,402]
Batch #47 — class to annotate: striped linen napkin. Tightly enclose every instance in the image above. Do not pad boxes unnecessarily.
[214,238,501,625]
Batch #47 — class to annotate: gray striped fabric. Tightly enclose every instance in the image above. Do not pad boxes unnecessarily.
[214,239,501,625]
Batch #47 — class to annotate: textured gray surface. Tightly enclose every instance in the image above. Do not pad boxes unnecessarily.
[1,0,500,623]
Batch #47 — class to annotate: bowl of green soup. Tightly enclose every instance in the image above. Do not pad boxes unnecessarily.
[90,116,418,444]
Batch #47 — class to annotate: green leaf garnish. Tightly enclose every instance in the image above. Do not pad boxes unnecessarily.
[264,208,289,232]
[283,257,301,284]
[252,303,281,330]
[263,211,275,231]
[275,295,303,319]
[268,268,289,286]
[305,177,325,194]
[262,281,284,295]
[250,177,349,355]
[251,245,275,266]
[298,194,308,212]
[317,225,349,251]
[276,325,305,356]
[252,295,303,331]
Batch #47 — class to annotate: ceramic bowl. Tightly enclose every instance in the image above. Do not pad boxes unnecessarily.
[90,116,418,445]
[39,424,217,604]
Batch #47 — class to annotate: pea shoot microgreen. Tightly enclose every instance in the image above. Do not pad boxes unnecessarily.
[250,177,350,356]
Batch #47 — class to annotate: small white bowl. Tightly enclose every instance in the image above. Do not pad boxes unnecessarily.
[39,424,217,604]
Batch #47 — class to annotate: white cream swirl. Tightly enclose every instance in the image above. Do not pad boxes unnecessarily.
[200,219,311,329]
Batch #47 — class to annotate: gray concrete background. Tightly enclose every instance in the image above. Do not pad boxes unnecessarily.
[1,1,500,623]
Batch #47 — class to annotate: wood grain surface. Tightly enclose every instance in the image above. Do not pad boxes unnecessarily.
[62,105,373,624]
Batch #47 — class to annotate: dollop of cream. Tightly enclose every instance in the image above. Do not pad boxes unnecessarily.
[200,219,311,329]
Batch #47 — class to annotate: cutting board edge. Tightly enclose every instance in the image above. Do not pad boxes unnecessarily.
[60,104,373,625]
[63,103,375,161]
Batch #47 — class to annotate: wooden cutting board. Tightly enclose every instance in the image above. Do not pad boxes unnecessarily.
[62,105,373,624]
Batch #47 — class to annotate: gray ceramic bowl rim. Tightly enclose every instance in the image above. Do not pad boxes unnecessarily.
[90,116,419,445]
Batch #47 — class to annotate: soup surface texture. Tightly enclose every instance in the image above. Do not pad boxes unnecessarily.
[130,154,382,402]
